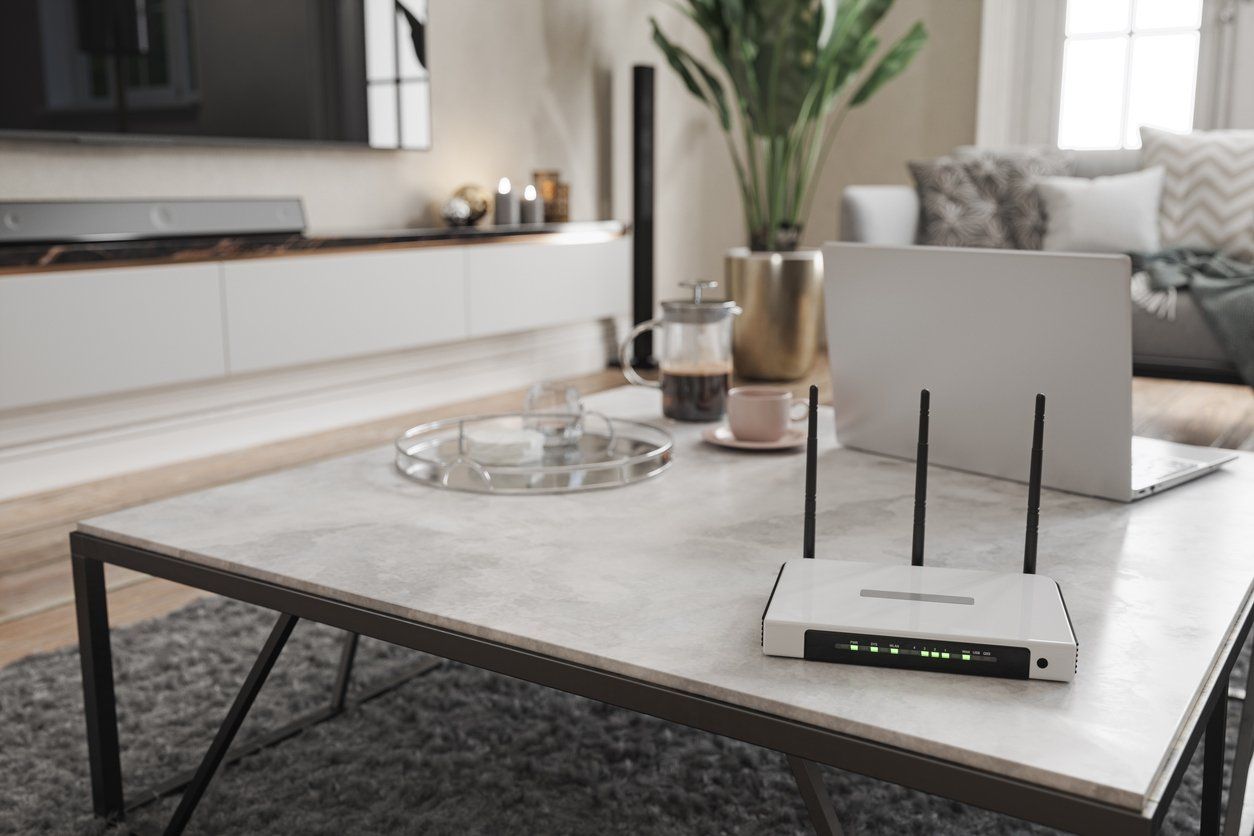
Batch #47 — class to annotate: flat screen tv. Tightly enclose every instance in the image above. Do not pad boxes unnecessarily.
[0,0,431,150]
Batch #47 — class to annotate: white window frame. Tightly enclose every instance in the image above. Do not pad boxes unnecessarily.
[1059,1,1203,149]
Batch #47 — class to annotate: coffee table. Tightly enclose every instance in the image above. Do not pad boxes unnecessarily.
[72,386,1254,835]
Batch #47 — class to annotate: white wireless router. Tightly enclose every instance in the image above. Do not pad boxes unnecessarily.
[761,387,1078,682]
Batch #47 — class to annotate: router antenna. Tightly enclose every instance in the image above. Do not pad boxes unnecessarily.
[1023,393,1046,575]
[911,389,930,567]
[802,385,819,559]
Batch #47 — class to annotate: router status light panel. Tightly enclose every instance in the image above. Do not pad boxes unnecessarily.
[803,630,1032,679]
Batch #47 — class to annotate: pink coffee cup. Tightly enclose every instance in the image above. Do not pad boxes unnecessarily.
[726,386,808,442]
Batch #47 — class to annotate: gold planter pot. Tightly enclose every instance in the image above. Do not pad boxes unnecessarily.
[724,247,824,381]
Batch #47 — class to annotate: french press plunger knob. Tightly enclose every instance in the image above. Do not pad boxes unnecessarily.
[681,280,719,304]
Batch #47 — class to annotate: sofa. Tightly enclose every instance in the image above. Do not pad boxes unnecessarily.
[839,148,1240,383]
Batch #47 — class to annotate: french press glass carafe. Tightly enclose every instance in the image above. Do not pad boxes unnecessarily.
[619,281,741,421]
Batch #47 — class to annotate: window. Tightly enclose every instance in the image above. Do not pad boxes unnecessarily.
[1057,0,1202,150]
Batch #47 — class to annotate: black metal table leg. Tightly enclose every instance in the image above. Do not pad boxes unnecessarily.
[331,632,359,713]
[1203,688,1229,836]
[123,638,439,816]
[164,613,298,836]
[72,552,125,822]
[1225,655,1254,836]
[787,755,845,836]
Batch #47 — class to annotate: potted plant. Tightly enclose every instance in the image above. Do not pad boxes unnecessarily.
[652,0,927,380]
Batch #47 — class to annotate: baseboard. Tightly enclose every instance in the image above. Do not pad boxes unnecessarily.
[0,318,624,501]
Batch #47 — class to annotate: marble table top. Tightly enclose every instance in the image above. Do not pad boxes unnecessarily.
[80,386,1254,813]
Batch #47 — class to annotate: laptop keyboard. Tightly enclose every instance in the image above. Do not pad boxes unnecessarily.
[1132,455,1198,488]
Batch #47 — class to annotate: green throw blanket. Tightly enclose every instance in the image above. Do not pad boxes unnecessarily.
[1130,248,1254,386]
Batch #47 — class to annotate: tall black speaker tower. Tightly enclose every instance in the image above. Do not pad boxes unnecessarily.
[630,64,656,368]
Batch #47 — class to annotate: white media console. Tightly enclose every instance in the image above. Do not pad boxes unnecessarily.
[0,224,630,498]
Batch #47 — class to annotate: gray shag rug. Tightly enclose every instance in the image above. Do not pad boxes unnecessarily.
[0,596,1241,834]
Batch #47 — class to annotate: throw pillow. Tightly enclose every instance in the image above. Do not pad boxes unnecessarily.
[1036,167,1164,253]
[961,148,1073,249]
[909,157,1012,248]
[1140,127,1254,260]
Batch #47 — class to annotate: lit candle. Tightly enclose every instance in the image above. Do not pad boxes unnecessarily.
[494,177,519,226]
[520,184,545,225]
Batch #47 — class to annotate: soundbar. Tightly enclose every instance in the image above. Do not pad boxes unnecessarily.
[0,198,306,243]
[761,387,1078,682]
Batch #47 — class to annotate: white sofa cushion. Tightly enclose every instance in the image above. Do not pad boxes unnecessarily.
[1037,167,1164,253]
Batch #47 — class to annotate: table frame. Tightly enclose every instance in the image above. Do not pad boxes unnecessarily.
[70,532,1253,835]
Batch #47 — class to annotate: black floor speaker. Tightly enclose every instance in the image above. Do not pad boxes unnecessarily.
[630,64,656,368]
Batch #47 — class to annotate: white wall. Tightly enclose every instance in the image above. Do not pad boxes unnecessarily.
[0,0,983,304]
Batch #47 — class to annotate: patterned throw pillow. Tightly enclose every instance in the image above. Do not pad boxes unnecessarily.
[909,157,1012,248]
[961,148,1073,249]
[1141,127,1254,260]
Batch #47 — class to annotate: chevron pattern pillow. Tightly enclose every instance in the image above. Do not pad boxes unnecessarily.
[1140,127,1254,260]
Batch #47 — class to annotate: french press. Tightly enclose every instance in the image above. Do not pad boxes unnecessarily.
[619,281,741,422]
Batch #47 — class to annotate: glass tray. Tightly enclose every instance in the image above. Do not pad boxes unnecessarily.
[394,411,673,494]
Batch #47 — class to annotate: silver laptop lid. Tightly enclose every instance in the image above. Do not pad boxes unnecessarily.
[823,243,1134,501]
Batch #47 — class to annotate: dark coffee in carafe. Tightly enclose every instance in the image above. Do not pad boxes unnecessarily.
[661,364,731,422]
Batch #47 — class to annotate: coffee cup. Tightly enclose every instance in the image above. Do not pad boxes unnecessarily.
[726,387,807,442]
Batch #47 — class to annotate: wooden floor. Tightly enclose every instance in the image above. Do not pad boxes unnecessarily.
[0,366,1250,667]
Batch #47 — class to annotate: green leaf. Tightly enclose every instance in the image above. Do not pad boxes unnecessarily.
[651,20,706,102]
[751,0,824,136]
[650,18,731,131]
[693,61,732,130]
[850,21,926,106]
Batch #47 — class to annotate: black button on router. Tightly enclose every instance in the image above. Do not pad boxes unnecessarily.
[1037,658,1049,669]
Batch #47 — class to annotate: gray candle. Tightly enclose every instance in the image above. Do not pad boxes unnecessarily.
[494,177,519,226]
[520,184,545,225]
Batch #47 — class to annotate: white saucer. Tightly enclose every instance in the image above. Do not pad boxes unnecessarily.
[701,424,806,451]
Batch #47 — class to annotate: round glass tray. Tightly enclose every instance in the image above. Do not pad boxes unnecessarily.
[395,411,673,494]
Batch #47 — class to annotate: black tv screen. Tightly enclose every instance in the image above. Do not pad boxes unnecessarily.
[0,0,431,149]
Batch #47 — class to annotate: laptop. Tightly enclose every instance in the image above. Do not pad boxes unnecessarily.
[822,243,1235,502]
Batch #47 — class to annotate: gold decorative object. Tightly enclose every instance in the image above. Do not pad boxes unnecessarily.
[533,170,561,203]
[532,170,569,223]
[724,248,824,380]
[451,184,491,225]
[549,183,570,223]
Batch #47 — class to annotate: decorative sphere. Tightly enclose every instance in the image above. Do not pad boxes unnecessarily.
[441,196,473,227]
[452,184,491,225]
